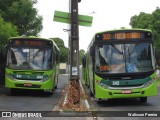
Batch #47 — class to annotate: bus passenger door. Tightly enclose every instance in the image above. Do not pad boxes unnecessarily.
[89,46,95,96]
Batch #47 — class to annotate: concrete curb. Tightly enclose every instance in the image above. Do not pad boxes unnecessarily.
[79,80,90,110]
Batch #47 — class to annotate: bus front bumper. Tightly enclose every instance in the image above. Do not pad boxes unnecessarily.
[5,77,54,90]
[95,81,157,99]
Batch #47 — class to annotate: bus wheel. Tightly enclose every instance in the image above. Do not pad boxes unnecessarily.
[139,97,147,103]
[54,85,57,89]
[46,91,53,96]
[54,75,58,89]
[44,90,53,96]
[97,98,103,104]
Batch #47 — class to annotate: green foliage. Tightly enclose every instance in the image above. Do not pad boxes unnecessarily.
[60,47,69,63]
[0,0,42,36]
[130,12,153,29]
[50,38,69,63]
[50,38,86,64]
[152,8,160,53]
[0,15,18,69]
[0,15,18,52]
[130,7,160,53]
[51,38,65,47]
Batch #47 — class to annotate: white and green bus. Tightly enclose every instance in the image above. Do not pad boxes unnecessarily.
[83,29,159,103]
[5,37,60,95]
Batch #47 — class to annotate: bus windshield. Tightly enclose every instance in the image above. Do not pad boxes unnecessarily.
[7,47,52,70]
[95,43,155,73]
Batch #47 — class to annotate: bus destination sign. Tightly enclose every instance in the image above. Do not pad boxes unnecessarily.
[96,31,151,41]
[11,40,50,46]
[103,32,141,40]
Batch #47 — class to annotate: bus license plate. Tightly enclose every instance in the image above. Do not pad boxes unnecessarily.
[24,83,32,87]
[121,90,132,94]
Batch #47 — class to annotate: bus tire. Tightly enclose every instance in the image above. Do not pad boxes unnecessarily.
[53,75,58,90]
[97,98,103,104]
[54,85,57,89]
[139,97,147,103]
[46,91,53,96]
[44,89,53,96]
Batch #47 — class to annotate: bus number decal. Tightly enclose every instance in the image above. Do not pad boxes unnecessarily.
[112,81,119,85]
[103,34,111,40]
[37,75,43,79]
[16,74,22,78]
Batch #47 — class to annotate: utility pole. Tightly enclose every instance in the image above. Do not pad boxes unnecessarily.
[69,0,81,104]
[53,0,93,105]
[69,0,79,80]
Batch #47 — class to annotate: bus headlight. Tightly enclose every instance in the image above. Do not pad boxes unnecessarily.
[41,76,50,82]
[6,73,16,80]
[97,81,109,89]
[143,78,155,88]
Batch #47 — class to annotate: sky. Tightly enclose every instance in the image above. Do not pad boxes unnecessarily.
[34,0,160,51]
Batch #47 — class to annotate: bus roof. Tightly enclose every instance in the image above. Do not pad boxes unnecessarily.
[95,28,151,35]
[9,36,52,42]
[86,28,152,51]
[8,36,60,52]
